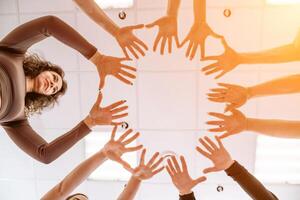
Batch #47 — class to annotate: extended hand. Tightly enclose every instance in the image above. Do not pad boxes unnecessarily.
[196,136,234,173]
[102,126,143,171]
[202,37,241,79]
[146,16,180,54]
[166,155,206,195]
[206,109,247,139]
[132,149,164,181]
[181,22,221,60]
[207,83,248,112]
[114,24,148,59]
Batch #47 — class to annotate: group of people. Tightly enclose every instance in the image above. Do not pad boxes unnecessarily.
[0,0,299,199]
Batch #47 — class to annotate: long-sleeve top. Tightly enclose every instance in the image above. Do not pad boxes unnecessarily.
[0,16,97,164]
[179,161,278,200]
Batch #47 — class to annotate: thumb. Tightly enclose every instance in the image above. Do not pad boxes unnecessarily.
[194,176,207,184]
[224,104,235,113]
[99,75,106,89]
[203,167,218,174]
[129,24,144,30]
[146,21,157,28]
[95,91,103,106]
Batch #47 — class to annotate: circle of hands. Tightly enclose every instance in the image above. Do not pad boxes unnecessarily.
[89,10,252,194]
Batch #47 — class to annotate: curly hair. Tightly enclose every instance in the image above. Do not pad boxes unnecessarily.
[23,54,67,116]
[66,193,88,200]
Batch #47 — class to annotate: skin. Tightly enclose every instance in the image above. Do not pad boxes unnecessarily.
[68,194,88,200]
[26,70,63,96]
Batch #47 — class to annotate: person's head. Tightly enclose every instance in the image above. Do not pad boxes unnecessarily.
[66,193,88,200]
[23,54,67,115]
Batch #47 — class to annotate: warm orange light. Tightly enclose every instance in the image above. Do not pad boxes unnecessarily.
[267,0,300,4]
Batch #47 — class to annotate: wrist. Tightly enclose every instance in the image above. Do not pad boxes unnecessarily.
[224,159,235,170]
[83,115,95,129]
[89,51,104,66]
[179,189,193,196]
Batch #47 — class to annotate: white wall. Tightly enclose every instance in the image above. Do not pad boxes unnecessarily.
[0,0,300,199]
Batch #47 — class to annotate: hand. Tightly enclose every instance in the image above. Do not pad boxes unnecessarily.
[196,136,235,173]
[86,92,128,127]
[132,149,164,181]
[166,155,206,195]
[102,126,143,171]
[114,24,148,59]
[146,16,179,54]
[206,109,247,139]
[202,37,241,79]
[207,83,249,112]
[180,22,221,60]
[91,53,137,89]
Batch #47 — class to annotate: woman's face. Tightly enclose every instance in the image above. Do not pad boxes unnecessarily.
[68,194,88,200]
[34,70,63,96]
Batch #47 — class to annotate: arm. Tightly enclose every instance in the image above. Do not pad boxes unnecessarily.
[117,176,142,200]
[225,161,278,200]
[167,0,181,17]
[42,126,143,200]
[196,136,278,200]
[193,0,206,23]
[0,15,96,59]
[73,0,147,59]
[41,150,107,200]
[247,118,300,139]
[2,119,90,164]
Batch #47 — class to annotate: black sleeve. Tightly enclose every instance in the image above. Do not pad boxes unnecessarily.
[225,161,278,200]
[179,192,196,200]
[0,15,97,59]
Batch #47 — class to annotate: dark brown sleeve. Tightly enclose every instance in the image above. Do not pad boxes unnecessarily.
[179,192,196,200]
[0,15,97,59]
[1,119,91,164]
[225,161,278,200]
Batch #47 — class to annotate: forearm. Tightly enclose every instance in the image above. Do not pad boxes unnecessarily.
[167,0,181,17]
[193,0,206,23]
[247,118,300,138]
[73,0,120,36]
[225,161,278,200]
[42,151,107,200]
[248,74,300,99]
[239,44,300,64]
[117,176,142,200]
[179,192,196,200]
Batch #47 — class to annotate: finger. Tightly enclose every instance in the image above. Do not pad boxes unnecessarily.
[121,47,130,59]
[208,97,226,103]
[189,43,198,60]
[111,121,123,126]
[206,121,225,126]
[99,75,106,89]
[110,125,118,140]
[112,112,129,120]
[175,35,180,48]
[215,136,224,149]
[167,158,177,174]
[106,100,126,110]
[220,37,230,48]
[199,138,214,153]
[118,129,133,142]
[152,166,164,176]
[122,132,140,145]
[207,127,226,132]
[210,88,227,93]
[207,93,224,98]
[201,55,219,61]
[127,46,139,59]
[120,69,136,79]
[179,156,188,172]
[168,36,172,54]
[95,91,103,106]
[205,68,222,76]
[140,148,146,165]
[204,136,218,150]
[121,65,137,72]
[210,29,222,39]
[219,132,232,139]
[150,157,164,170]
[115,74,133,85]
[134,37,148,50]
[218,83,235,88]
[117,159,133,172]
[171,156,181,173]
[225,104,236,112]
[208,112,226,119]
[131,42,145,57]
[166,165,174,177]
[130,23,144,29]
[195,146,211,158]
[146,20,158,28]
[185,41,193,58]
[194,176,207,184]
[153,34,162,52]
[125,145,143,152]
[203,166,218,174]
[179,35,189,48]
[200,41,205,59]
[147,152,160,167]
[160,37,167,55]
[202,63,218,72]
[215,70,227,79]
[111,106,128,115]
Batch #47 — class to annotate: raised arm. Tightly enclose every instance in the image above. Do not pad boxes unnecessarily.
[196,136,278,200]
[0,15,96,59]
[73,0,148,59]
[41,126,143,200]
[207,75,300,111]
